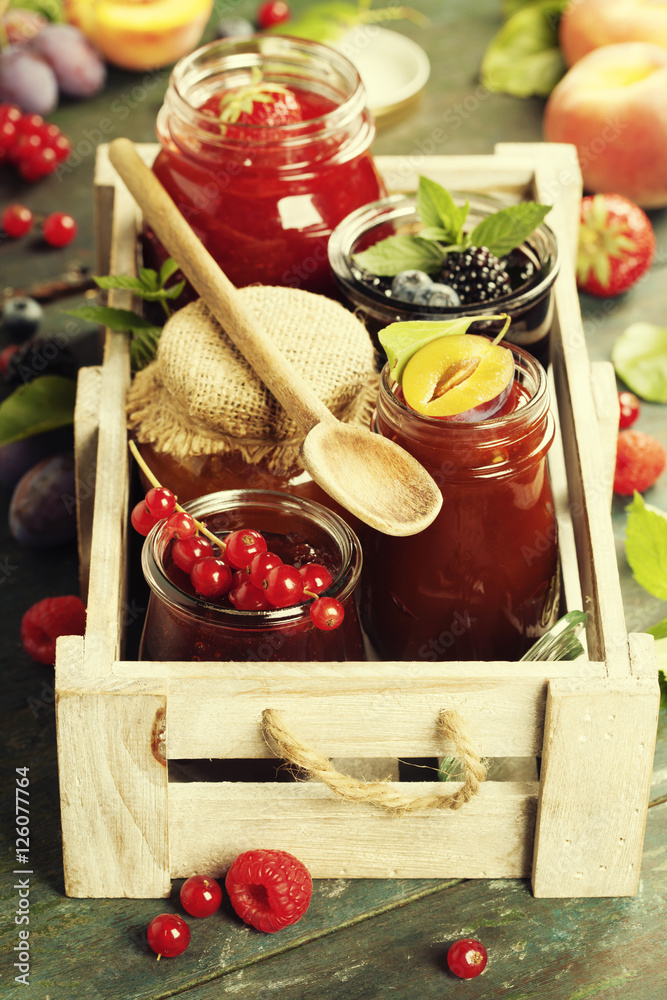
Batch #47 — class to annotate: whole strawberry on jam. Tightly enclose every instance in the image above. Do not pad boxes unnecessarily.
[201,67,302,136]
[577,194,656,297]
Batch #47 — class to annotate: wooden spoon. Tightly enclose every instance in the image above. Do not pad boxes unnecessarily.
[108,137,442,536]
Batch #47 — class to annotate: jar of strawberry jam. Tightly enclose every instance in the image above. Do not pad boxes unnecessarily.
[139,490,365,663]
[144,35,385,296]
[360,344,560,661]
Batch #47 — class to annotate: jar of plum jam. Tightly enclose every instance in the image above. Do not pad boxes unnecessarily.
[360,344,560,662]
[145,36,385,296]
[140,490,365,663]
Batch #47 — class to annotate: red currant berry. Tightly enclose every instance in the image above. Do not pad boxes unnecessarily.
[130,500,161,536]
[447,938,488,979]
[0,119,18,151]
[165,511,197,540]
[42,211,77,248]
[47,133,72,163]
[172,535,214,573]
[298,562,333,595]
[0,104,22,126]
[257,0,291,30]
[9,132,42,164]
[618,390,641,429]
[2,204,34,238]
[180,874,223,918]
[190,557,232,598]
[309,596,345,630]
[16,113,45,137]
[263,564,304,608]
[224,528,267,569]
[146,913,191,958]
[247,550,282,588]
[145,486,176,519]
[229,579,272,611]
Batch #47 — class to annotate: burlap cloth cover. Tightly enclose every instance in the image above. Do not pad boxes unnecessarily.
[126,285,379,475]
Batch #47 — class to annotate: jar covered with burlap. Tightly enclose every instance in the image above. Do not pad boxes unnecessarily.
[126,285,378,515]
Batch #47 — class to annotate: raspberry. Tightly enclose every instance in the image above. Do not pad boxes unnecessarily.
[21,595,86,664]
[225,849,312,933]
[613,430,666,496]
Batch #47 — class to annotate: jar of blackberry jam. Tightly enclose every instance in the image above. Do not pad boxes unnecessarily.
[144,36,385,296]
[140,490,365,663]
[360,344,560,662]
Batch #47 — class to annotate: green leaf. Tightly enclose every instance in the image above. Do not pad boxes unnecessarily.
[139,267,160,292]
[10,0,63,21]
[160,258,181,285]
[275,2,360,41]
[659,665,667,711]
[480,0,568,98]
[379,317,494,383]
[612,323,667,404]
[417,176,468,245]
[0,376,76,446]
[130,327,162,372]
[468,202,552,258]
[64,305,159,332]
[648,618,667,641]
[93,274,149,293]
[154,280,186,301]
[353,236,445,277]
[625,493,667,601]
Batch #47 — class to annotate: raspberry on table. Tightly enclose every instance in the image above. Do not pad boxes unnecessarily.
[613,430,666,496]
[225,848,313,933]
[21,595,86,664]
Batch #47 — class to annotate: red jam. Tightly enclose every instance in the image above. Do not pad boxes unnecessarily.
[360,348,560,662]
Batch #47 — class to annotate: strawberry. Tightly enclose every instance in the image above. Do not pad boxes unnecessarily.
[577,194,656,297]
[613,430,666,496]
[225,848,312,933]
[202,67,302,136]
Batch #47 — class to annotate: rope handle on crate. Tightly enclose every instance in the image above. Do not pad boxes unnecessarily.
[261,708,487,815]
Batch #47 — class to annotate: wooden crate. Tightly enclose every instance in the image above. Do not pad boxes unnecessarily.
[55,143,659,900]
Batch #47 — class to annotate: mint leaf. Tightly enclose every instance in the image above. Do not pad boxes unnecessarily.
[64,305,158,332]
[468,202,552,258]
[612,323,667,404]
[625,493,667,601]
[93,274,147,293]
[417,176,468,245]
[379,317,494,383]
[0,376,76,446]
[131,328,162,371]
[481,0,568,99]
[353,235,445,276]
[160,258,181,284]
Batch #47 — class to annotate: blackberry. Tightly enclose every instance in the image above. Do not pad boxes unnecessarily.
[439,247,512,305]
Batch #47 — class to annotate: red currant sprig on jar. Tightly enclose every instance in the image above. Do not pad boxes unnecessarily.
[128,441,345,631]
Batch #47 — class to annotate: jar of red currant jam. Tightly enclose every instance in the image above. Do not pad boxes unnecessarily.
[360,344,560,662]
[139,490,365,663]
[144,35,385,296]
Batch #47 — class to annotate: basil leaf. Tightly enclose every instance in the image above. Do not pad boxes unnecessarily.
[625,493,667,601]
[612,323,667,403]
[379,317,493,384]
[353,236,445,277]
[481,0,568,98]
[0,376,76,446]
[468,202,551,257]
[64,305,159,332]
[417,176,468,245]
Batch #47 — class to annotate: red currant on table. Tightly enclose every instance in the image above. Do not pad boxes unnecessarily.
[130,500,161,537]
[447,938,488,979]
[257,0,291,30]
[165,510,197,540]
[263,564,304,608]
[618,390,641,429]
[172,535,214,573]
[224,527,267,569]
[309,596,345,631]
[146,913,191,958]
[180,874,223,918]
[225,848,312,933]
[190,556,232,598]
[42,211,77,248]
[145,486,176,519]
[2,204,34,238]
[298,562,333,595]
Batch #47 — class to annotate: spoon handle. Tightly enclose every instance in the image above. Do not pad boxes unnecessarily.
[108,137,333,433]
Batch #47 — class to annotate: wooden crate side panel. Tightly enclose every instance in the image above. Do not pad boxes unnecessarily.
[74,365,102,601]
[374,153,536,201]
[168,781,538,879]
[531,675,660,897]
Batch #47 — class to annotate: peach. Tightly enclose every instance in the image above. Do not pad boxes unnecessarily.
[543,42,667,208]
[560,0,667,67]
[65,0,213,71]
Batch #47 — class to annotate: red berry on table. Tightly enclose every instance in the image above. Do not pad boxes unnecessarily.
[165,510,197,540]
[43,211,77,248]
[247,550,282,588]
[20,146,58,182]
[180,874,223,918]
[447,938,488,979]
[130,500,161,537]
[224,527,267,569]
[257,0,291,30]
[263,564,304,608]
[16,113,45,137]
[298,562,333,595]
[618,390,640,430]
[576,193,656,297]
[309,596,345,631]
[21,595,86,665]
[190,556,232,598]
[0,103,22,126]
[172,535,214,573]
[146,913,191,958]
[0,117,18,151]
[2,204,34,238]
[225,848,312,933]
[613,430,666,495]
[145,486,176,519]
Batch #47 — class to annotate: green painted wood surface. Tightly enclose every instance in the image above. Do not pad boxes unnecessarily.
[0,1,665,997]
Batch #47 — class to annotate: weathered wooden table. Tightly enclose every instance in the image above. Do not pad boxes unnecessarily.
[1,2,665,997]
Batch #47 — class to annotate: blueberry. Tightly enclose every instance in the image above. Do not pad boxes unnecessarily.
[419,283,462,308]
[390,270,433,303]
[1,297,43,340]
[215,16,255,39]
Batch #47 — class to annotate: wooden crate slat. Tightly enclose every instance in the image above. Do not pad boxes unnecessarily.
[375,153,536,201]
[168,780,538,879]
[74,365,102,601]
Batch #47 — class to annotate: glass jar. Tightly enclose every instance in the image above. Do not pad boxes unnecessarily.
[328,193,560,369]
[360,345,560,661]
[140,490,365,663]
[144,35,385,297]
